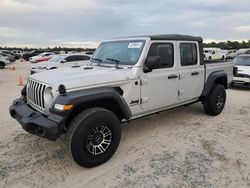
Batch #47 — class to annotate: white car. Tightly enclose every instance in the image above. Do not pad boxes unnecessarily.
[232,54,250,88]
[204,48,227,60]
[0,55,11,69]
[29,52,55,63]
[30,54,91,74]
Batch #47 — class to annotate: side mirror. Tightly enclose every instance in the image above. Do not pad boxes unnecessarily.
[60,60,66,64]
[144,56,161,72]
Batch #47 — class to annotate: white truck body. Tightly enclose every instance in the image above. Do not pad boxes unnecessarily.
[27,36,233,118]
[204,48,227,60]
[10,35,234,167]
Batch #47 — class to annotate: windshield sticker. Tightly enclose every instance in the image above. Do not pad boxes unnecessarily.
[128,42,143,48]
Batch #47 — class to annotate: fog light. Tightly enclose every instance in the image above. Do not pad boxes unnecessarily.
[54,104,74,111]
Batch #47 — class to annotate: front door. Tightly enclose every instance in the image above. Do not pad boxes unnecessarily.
[140,42,179,110]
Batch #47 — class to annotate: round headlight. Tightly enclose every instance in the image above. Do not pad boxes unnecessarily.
[44,86,53,104]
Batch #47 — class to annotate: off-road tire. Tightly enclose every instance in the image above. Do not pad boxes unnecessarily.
[67,108,121,168]
[203,84,226,116]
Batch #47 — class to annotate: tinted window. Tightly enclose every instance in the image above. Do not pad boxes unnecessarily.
[147,43,174,68]
[180,43,197,66]
[65,56,77,62]
[77,55,90,61]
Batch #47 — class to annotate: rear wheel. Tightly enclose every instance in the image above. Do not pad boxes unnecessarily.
[203,84,226,116]
[0,62,5,69]
[67,108,121,167]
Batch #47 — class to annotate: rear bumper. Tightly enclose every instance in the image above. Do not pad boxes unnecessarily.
[9,99,65,140]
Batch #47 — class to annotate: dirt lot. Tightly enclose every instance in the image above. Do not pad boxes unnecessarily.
[0,61,250,188]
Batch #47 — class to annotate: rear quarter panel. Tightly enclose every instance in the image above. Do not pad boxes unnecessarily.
[205,61,234,85]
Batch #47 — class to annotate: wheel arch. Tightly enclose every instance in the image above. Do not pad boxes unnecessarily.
[202,71,228,97]
[50,87,131,128]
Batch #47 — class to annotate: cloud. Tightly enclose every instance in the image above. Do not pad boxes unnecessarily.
[0,0,250,47]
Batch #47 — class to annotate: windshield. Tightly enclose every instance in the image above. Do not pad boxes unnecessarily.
[234,56,250,66]
[90,40,145,65]
[204,50,213,53]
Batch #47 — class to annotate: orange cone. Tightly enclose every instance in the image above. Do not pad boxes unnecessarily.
[18,76,24,86]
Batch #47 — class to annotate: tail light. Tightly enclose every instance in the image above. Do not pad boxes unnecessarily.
[233,66,238,76]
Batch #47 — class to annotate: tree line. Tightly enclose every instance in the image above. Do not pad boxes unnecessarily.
[1,40,250,51]
[203,40,250,50]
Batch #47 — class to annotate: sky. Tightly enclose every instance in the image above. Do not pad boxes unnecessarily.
[0,0,250,48]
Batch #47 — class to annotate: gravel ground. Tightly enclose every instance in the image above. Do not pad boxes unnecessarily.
[0,61,250,188]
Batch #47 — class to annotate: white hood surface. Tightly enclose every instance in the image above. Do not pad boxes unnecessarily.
[236,65,250,75]
[29,65,127,90]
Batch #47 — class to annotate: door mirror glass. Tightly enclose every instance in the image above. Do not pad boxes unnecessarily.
[144,56,161,72]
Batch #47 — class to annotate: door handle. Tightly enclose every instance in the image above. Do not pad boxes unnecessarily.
[168,74,178,79]
[191,71,199,76]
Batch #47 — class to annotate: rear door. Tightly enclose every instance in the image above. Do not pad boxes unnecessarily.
[177,42,205,101]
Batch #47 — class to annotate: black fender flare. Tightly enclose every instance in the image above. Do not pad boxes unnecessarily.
[49,87,132,120]
[201,71,228,97]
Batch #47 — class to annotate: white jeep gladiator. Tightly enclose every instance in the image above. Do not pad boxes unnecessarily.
[10,35,234,167]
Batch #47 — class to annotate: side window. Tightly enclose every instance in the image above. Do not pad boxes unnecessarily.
[180,43,197,66]
[65,56,77,62]
[147,43,174,68]
[77,55,90,61]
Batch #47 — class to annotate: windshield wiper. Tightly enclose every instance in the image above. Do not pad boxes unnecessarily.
[91,57,102,66]
[106,58,120,69]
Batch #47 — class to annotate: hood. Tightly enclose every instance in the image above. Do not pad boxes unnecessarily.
[30,61,58,69]
[29,65,127,90]
[236,65,250,75]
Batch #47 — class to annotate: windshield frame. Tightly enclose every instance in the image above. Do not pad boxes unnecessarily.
[90,40,146,66]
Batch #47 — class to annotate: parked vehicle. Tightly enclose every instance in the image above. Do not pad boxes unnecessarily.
[11,50,23,59]
[0,54,11,69]
[22,50,45,61]
[0,51,15,62]
[30,54,91,74]
[226,49,238,59]
[29,52,55,63]
[232,54,250,88]
[204,48,227,60]
[236,48,250,56]
[10,34,234,167]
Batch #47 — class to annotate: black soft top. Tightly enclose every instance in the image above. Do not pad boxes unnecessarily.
[148,34,203,42]
[128,34,202,42]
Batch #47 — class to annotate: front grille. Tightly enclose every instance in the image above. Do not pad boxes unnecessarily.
[27,79,47,111]
[235,73,250,78]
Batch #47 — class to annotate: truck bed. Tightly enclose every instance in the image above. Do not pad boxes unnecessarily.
[205,60,234,86]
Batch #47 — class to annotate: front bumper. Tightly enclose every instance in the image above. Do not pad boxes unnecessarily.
[232,77,250,88]
[9,99,65,140]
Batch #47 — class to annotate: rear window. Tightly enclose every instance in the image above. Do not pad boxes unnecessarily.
[180,43,197,66]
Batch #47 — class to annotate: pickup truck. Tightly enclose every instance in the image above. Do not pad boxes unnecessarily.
[204,48,227,60]
[9,34,234,167]
[232,54,250,88]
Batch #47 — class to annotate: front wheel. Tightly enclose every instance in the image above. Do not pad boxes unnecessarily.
[203,84,226,116]
[67,108,121,167]
[0,62,5,69]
